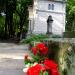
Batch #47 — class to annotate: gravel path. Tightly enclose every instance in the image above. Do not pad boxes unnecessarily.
[0,42,29,75]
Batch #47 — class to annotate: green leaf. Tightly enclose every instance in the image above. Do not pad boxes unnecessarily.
[32,54,40,62]
[40,70,43,75]
[43,71,48,75]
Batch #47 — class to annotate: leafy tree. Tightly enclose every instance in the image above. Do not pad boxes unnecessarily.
[66,0,75,31]
[0,0,6,39]
[0,0,32,39]
[0,0,6,12]
[5,0,17,38]
[0,15,5,38]
[15,0,32,39]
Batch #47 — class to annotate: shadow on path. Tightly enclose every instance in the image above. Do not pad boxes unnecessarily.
[0,37,20,43]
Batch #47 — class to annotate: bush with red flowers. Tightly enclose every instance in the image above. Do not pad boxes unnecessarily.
[27,58,59,75]
[23,42,59,75]
[31,43,48,63]
[32,43,48,55]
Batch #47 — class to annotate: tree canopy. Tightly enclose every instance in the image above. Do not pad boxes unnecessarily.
[0,0,32,39]
[66,0,75,31]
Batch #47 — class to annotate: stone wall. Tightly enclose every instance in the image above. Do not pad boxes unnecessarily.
[43,38,74,75]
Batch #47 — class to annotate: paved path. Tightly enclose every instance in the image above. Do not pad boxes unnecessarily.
[0,42,30,75]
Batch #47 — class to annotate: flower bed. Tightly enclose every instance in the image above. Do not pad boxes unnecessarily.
[23,43,59,75]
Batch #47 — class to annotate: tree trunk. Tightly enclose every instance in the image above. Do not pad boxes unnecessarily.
[5,0,16,38]
[19,17,24,40]
[8,11,14,38]
[5,13,8,39]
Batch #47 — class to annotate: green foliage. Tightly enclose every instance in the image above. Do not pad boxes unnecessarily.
[13,13,20,34]
[66,0,75,31]
[43,71,48,75]
[20,34,49,44]
[40,70,43,75]
[24,59,31,65]
[40,70,49,75]
[0,0,6,11]
[0,0,32,39]
[31,53,40,62]
[51,34,62,38]
[16,0,32,36]
[0,15,5,38]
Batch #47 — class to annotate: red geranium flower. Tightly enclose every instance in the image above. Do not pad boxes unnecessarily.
[31,43,48,56]
[27,64,45,75]
[42,47,48,55]
[24,55,28,60]
[27,59,59,75]
[36,43,45,49]
[44,59,58,69]
[32,47,37,55]
[44,59,59,75]
[39,47,48,55]
[51,69,59,75]
[36,43,48,55]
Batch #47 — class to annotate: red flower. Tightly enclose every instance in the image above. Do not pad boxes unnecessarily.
[31,43,48,55]
[39,47,44,53]
[51,69,59,75]
[39,47,48,55]
[44,59,59,75]
[44,59,58,69]
[27,64,45,75]
[27,60,59,75]
[32,47,37,55]
[36,43,48,55]
[24,55,28,60]
[36,43,45,49]
[42,47,48,55]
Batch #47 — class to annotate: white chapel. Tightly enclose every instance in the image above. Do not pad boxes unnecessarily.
[28,0,66,35]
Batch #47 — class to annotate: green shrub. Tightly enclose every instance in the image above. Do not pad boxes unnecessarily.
[20,34,49,44]
[51,34,62,38]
